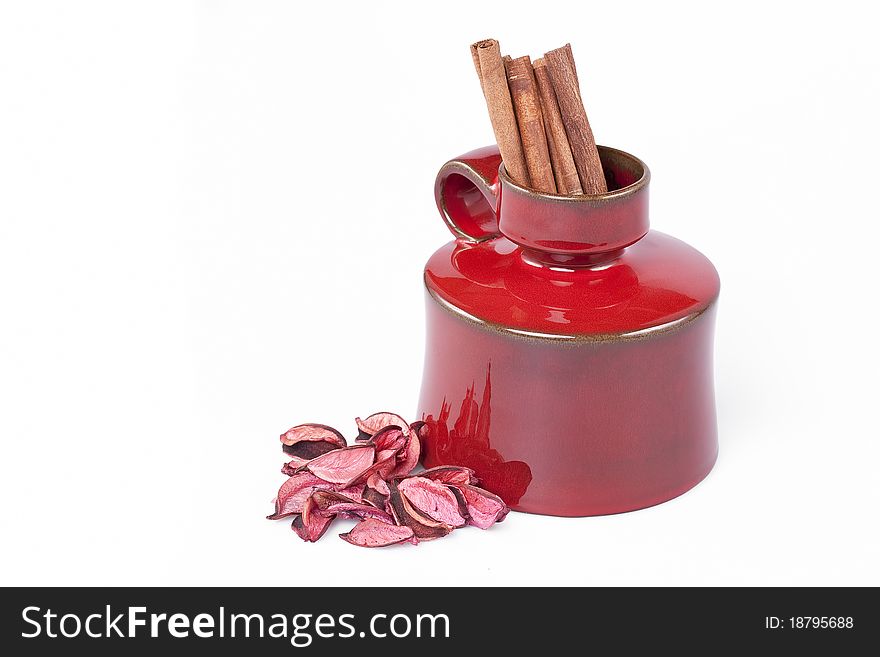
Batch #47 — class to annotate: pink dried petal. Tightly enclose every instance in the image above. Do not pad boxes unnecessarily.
[291,497,334,542]
[339,518,416,548]
[447,485,470,521]
[281,456,310,475]
[355,412,410,439]
[310,490,394,524]
[387,427,422,479]
[280,424,346,462]
[417,465,478,486]
[341,458,394,489]
[291,514,333,542]
[387,480,453,540]
[337,483,365,501]
[376,448,399,462]
[336,507,392,522]
[398,476,466,528]
[367,472,389,496]
[267,472,334,520]
[301,445,375,484]
[398,492,448,529]
[281,423,346,447]
[371,426,408,453]
[362,484,388,510]
[457,484,509,529]
[338,427,408,488]
[340,447,399,489]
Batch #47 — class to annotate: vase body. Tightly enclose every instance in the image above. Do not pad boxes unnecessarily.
[418,146,720,516]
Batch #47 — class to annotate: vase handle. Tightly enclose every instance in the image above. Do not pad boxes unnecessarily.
[434,146,502,242]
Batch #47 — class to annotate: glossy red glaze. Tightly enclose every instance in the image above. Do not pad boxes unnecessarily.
[499,146,649,258]
[419,146,720,516]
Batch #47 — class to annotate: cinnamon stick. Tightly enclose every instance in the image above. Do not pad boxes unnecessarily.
[471,39,530,186]
[504,56,556,193]
[560,43,579,88]
[533,58,582,195]
[543,44,606,194]
[469,43,485,89]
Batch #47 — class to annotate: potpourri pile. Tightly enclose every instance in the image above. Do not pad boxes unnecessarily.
[268,412,509,547]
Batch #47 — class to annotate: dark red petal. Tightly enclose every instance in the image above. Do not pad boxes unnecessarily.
[281,456,310,476]
[302,445,375,484]
[417,465,477,486]
[362,484,389,510]
[339,519,416,548]
[292,514,333,542]
[355,412,410,438]
[335,506,393,523]
[398,477,466,527]
[367,472,389,496]
[280,423,346,448]
[399,491,449,529]
[267,472,334,520]
[292,497,335,542]
[280,424,347,462]
[310,490,394,524]
[387,427,422,479]
[371,426,408,452]
[457,484,510,529]
[283,440,340,461]
[387,480,453,540]
[448,485,470,521]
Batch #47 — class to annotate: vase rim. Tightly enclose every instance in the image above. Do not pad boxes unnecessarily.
[498,145,650,204]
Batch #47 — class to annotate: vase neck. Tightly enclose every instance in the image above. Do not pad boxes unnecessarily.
[520,247,626,270]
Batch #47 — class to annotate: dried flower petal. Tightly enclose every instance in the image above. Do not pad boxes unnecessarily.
[339,518,416,548]
[386,427,422,479]
[341,450,397,488]
[371,426,409,452]
[399,491,449,529]
[310,490,394,524]
[336,483,366,501]
[362,484,388,510]
[280,424,346,462]
[339,427,409,488]
[281,457,309,475]
[355,412,410,440]
[281,423,346,447]
[267,472,334,520]
[387,480,453,540]
[417,465,478,486]
[457,483,509,529]
[301,445,376,484]
[448,485,470,521]
[271,411,511,547]
[367,472,390,496]
[292,497,334,542]
[398,476,467,527]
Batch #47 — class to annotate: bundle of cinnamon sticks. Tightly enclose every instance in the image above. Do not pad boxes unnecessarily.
[470,39,606,195]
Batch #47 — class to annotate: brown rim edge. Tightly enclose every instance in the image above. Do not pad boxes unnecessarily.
[499,145,650,206]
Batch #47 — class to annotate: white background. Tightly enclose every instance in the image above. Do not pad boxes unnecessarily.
[1,1,878,587]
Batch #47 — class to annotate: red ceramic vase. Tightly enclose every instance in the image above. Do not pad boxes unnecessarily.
[417,145,720,516]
